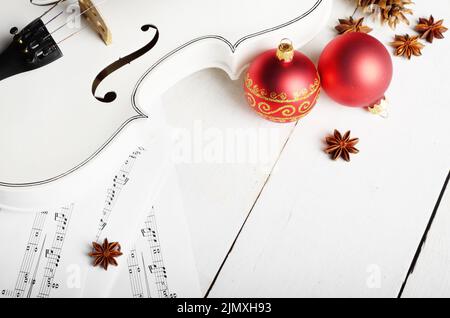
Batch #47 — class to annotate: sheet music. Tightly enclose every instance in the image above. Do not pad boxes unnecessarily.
[0,204,82,298]
[105,168,201,298]
[95,146,145,242]
[0,120,201,298]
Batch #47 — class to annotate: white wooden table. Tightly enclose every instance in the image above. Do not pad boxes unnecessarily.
[161,0,450,297]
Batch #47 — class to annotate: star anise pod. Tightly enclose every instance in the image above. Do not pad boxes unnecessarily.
[415,15,448,43]
[335,16,372,34]
[391,34,425,59]
[356,0,413,29]
[89,238,123,270]
[325,130,359,162]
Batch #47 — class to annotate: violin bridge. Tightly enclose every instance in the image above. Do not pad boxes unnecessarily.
[78,0,112,45]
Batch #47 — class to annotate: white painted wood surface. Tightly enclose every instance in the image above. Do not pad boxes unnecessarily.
[161,0,450,297]
[402,177,450,298]
[162,70,295,292]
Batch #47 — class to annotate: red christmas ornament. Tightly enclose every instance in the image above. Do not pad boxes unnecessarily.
[318,32,393,115]
[244,40,320,123]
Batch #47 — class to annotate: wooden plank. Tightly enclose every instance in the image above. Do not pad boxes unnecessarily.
[401,174,450,298]
[206,1,450,297]
[161,70,296,293]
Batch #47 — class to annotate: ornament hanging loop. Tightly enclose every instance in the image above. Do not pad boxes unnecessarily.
[368,97,389,119]
[277,38,294,63]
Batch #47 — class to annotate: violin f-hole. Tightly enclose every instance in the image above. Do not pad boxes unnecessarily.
[92,24,159,103]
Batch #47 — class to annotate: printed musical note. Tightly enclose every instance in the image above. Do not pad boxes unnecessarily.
[7,211,48,298]
[123,206,178,298]
[142,207,173,298]
[1,142,200,298]
[126,249,145,298]
[95,146,145,242]
[36,204,73,298]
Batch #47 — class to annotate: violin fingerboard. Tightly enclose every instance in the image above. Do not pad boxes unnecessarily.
[79,0,112,45]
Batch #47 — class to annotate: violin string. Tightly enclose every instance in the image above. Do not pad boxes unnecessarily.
[47,0,107,38]
[41,0,106,54]
[36,0,65,20]
[44,0,80,26]
[56,25,88,45]
[44,10,65,26]
[26,0,102,58]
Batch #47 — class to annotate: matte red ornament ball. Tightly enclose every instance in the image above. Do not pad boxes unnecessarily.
[318,32,393,108]
[244,40,320,123]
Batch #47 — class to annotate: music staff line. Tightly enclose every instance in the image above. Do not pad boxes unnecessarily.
[141,207,175,298]
[37,204,74,298]
[95,147,145,242]
[5,211,48,298]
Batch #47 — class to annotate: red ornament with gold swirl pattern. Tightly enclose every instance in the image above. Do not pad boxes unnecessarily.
[244,39,320,123]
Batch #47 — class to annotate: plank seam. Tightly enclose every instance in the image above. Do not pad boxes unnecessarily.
[204,122,299,298]
[397,170,450,298]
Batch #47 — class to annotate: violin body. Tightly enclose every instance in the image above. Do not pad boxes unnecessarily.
[0,0,331,187]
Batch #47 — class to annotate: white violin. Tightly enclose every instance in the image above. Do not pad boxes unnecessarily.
[0,0,331,187]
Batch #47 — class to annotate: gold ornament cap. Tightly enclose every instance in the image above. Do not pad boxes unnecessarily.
[276,39,294,63]
[368,97,389,119]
